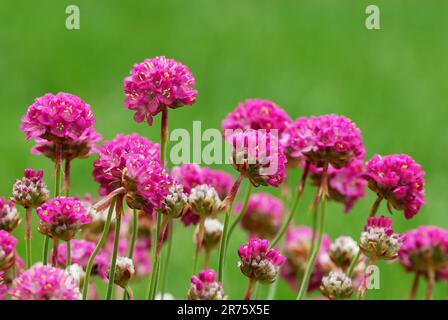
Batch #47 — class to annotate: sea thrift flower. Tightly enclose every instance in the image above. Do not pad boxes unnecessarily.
[124,56,197,125]
[0,197,20,232]
[281,117,314,163]
[9,264,81,300]
[226,129,286,187]
[109,257,135,288]
[235,193,283,240]
[193,218,223,252]
[222,99,292,135]
[320,271,353,300]
[188,269,226,300]
[160,183,188,219]
[330,236,360,270]
[364,154,425,219]
[20,92,95,143]
[188,185,222,218]
[0,230,17,270]
[67,264,85,287]
[399,226,448,275]
[0,272,7,300]
[37,197,91,241]
[281,226,332,292]
[238,238,285,284]
[360,216,402,260]
[12,168,49,209]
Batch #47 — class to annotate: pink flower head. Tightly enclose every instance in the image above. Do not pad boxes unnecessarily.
[0,230,17,270]
[399,226,448,275]
[53,239,108,280]
[124,56,197,125]
[235,192,283,240]
[12,168,50,209]
[9,264,81,300]
[0,197,20,232]
[238,237,285,284]
[364,154,425,219]
[281,117,315,161]
[93,133,160,196]
[188,269,226,300]
[222,99,292,135]
[20,92,95,142]
[36,196,91,241]
[360,216,401,260]
[226,129,287,188]
[308,160,366,213]
[281,226,332,292]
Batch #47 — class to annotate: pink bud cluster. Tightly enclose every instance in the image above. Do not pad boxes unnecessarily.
[360,216,402,260]
[0,230,17,269]
[12,168,49,209]
[188,269,226,300]
[0,197,20,232]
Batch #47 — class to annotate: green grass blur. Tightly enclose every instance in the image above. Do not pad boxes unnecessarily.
[0,0,447,300]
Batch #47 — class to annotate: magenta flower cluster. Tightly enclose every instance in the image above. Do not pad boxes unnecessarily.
[12,168,49,209]
[0,230,17,259]
[188,269,226,300]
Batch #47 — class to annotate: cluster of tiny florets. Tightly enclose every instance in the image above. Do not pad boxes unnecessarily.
[188,269,226,300]
[12,168,49,209]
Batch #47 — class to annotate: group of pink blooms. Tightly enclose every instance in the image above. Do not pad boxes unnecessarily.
[0,56,446,301]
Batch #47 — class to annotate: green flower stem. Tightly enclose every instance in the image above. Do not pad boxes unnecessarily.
[147,210,162,300]
[64,159,71,197]
[244,278,256,300]
[358,258,375,299]
[160,106,168,168]
[82,197,116,299]
[347,250,361,278]
[160,219,174,299]
[106,196,123,300]
[267,276,279,300]
[270,161,310,249]
[125,285,134,300]
[122,208,139,300]
[192,217,205,274]
[66,240,71,268]
[25,207,32,269]
[51,238,59,267]
[426,267,435,300]
[226,183,252,251]
[408,272,420,300]
[42,237,50,265]
[369,195,383,217]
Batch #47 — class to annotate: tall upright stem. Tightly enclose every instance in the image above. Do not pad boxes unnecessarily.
[408,272,420,300]
[244,278,256,300]
[369,195,383,217]
[82,197,116,300]
[42,237,50,266]
[128,209,139,259]
[160,106,168,168]
[426,268,435,300]
[147,210,162,300]
[64,159,71,197]
[106,196,123,300]
[25,207,32,268]
[66,240,71,268]
[270,161,310,248]
[358,258,376,299]
[193,217,205,274]
[52,238,59,267]
[226,183,252,249]
[160,219,174,299]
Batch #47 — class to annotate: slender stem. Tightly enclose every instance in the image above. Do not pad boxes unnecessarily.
[147,210,163,300]
[270,161,310,248]
[125,285,134,300]
[408,272,420,300]
[82,197,116,300]
[267,276,279,300]
[218,212,230,282]
[106,196,123,300]
[66,240,71,268]
[309,199,319,257]
[25,207,32,269]
[64,159,71,197]
[426,268,435,300]
[226,183,253,249]
[52,238,59,267]
[160,220,174,299]
[128,209,139,259]
[193,217,205,274]
[12,261,16,279]
[42,237,50,265]
[369,195,383,217]
[347,250,361,278]
[160,106,168,168]
[204,250,210,269]
[358,258,375,299]
[244,278,256,300]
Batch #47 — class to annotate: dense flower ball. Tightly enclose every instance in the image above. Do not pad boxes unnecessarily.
[0,272,7,300]
[222,99,292,135]
[320,271,353,300]
[160,183,188,218]
[364,154,425,219]
[37,197,91,241]
[9,264,81,300]
[193,218,223,252]
[12,168,49,209]
[53,239,108,279]
[329,236,360,271]
[188,269,226,300]
[281,226,332,292]
[235,193,283,240]
[360,216,402,260]
[20,92,95,143]
[124,56,197,125]
[0,230,17,270]
[0,197,20,232]
[188,185,222,218]
[109,257,135,288]
[399,226,448,276]
[226,129,286,187]
[238,237,285,284]
[281,117,314,163]
[93,133,160,196]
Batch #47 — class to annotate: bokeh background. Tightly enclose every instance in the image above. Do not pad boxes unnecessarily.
[0,0,447,299]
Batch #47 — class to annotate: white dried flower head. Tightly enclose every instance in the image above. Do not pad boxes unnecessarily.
[193,218,223,251]
[163,183,188,218]
[110,256,135,288]
[330,236,359,270]
[320,271,353,300]
[188,184,222,217]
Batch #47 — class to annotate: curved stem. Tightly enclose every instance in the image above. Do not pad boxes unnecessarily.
[244,278,256,300]
[270,161,310,248]
[66,240,71,268]
[408,272,420,300]
[106,196,123,300]
[25,207,32,269]
[226,183,252,249]
[369,195,383,217]
[82,196,116,300]
[125,285,134,300]
[426,268,435,300]
[160,219,174,299]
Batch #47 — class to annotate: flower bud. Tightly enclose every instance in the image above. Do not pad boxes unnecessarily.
[162,183,188,218]
[320,271,353,300]
[0,197,21,232]
[330,236,359,270]
[360,216,402,260]
[193,218,223,252]
[188,185,221,217]
[188,269,226,300]
[109,256,135,288]
[0,230,17,271]
[12,168,49,209]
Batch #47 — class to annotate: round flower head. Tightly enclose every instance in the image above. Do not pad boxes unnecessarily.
[0,230,17,270]
[236,193,283,240]
[67,264,85,288]
[320,271,353,300]
[188,184,222,218]
[53,239,108,280]
[124,56,197,125]
[222,98,292,135]
[109,256,135,288]
[188,269,226,300]
[93,133,160,196]
[238,237,285,284]
[298,115,364,169]
[399,226,448,275]
[281,117,315,163]
[12,168,49,209]
[160,183,188,219]
[9,264,81,300]
[226,129,286,187]
[37,196,92,241]
[364,154,425,219]
[0,197,20,232]
[360,216,402,260]
[20,92,95,143]
[330,236,360,271]
[281,226,332,292]
[193,218,223,252]
[0,271,7,300]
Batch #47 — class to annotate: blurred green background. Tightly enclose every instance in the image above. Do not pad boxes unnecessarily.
[0,0,447,300]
